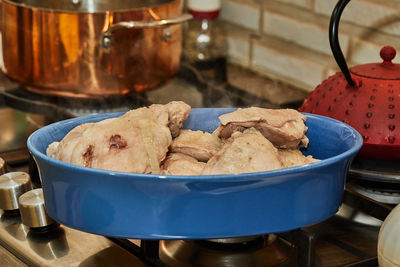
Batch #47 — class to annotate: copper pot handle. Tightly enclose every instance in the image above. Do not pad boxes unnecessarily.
[101,13,192,49]
[329,0,355,87]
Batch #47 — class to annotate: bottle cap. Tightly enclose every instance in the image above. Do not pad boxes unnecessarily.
[187,0,221,19]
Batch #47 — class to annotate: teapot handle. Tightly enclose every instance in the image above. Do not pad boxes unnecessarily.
[329,0,355,87]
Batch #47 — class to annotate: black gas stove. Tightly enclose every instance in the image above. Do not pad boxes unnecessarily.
[0,63,394,266]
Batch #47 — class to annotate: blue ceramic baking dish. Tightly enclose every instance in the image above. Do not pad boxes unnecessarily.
[27,108,362,239]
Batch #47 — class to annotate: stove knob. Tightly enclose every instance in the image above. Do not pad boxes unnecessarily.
[0,172,32,211]
[0,157,5,175]
[18,188,55,228]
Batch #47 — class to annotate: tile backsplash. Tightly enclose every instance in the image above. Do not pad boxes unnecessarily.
[220,0,400,92]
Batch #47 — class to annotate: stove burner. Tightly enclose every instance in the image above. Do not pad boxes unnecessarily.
[0,63,298,123]
[0,86,151,120]
[349,157,400,183]
[347,156,400,204]
[347,180,400,205]
[346,154,400,206]
[159,235,295,267]
[206,236,261,244]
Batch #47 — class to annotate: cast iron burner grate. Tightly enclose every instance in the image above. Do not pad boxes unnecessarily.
[349,157,400,183]
[109,217,381,267]
[0,63,297,122]
[347,156,400,204]
[158,235,296,266]
[0,64,207,120]
[0,84,151,120]
[347,181,400,204]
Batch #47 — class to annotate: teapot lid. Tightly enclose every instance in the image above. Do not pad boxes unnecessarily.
[350,46,400,80]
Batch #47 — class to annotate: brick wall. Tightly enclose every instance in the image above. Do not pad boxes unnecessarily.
[220,0,400,92]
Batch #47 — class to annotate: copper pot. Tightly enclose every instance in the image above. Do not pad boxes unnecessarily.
[1,0,191,97]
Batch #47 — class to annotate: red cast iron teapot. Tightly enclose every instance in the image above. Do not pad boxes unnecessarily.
[299,0,400,160]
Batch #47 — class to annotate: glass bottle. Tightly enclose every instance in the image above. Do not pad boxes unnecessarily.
[183,0,228,84]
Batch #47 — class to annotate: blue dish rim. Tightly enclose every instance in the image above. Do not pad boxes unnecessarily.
[27,110,363,182]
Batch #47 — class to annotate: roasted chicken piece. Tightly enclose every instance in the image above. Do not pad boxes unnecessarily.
[47,101,190,174]
[149,101,192,138]
[278,149,320,168]
[161,153,206,176]
[216,107,309,149]
[170,129,222,162]
[46,122,94,160]
[47,102,319,175]
[202,128,283,175]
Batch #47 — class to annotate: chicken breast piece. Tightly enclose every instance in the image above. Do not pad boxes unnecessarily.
[48,101,191,174]
[150,101,191,138]
[161,153,206,176]
[278,149,320,168]
[170,129,222,162]
[202,128,283,175]
[216,107,309,149]
[46,141,59,159]
[51,122,96,164]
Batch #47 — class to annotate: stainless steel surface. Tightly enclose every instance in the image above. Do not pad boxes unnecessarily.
[207,236,260,244]
[18,189,55,228]
[0,245,27,267]
[159,235,294,267]
[0,158,5,175]
[0,108,45,154]
[0,210,145,267]
[337,203,383,227]
[0,172,32,211]
[3,0,173,12]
